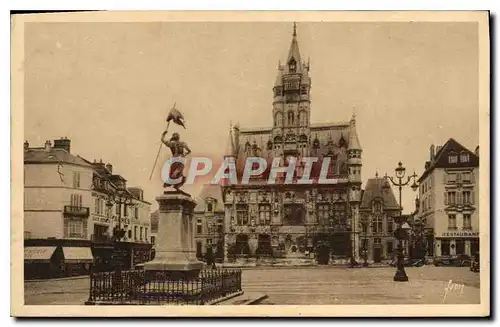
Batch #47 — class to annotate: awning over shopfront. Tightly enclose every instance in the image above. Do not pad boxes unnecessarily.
[24,246,57,263]
[63,247,94,264]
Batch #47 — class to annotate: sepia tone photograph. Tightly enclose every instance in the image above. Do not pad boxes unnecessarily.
[11,11,490,317]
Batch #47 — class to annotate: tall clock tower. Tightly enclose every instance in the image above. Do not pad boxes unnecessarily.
[272,23,312,160]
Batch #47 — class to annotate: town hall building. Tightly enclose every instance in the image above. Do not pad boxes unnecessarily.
[220,24,363,263]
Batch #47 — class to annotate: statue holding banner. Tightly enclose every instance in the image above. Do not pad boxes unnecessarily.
[150,103,191,191]
[161,130,191,191]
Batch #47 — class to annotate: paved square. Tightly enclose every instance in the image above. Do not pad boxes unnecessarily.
[24,266,480,305]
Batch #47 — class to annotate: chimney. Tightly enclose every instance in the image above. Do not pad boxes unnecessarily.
[105,163,113,173]
[475,145,479,157]
[430,144,435,161]
[24,140,29,151]
[44,140,52,151]
[53,137,71,153]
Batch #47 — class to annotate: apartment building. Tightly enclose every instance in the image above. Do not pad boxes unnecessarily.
[416,138,479,259]
[24,138,152,278]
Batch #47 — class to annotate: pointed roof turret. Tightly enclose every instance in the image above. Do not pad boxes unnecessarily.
[348,111,362,151]
[224,123,236,157]
[285,22,303,74]
[274,62,284,87]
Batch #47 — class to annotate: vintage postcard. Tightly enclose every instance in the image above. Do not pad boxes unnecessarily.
[11,11,490,317]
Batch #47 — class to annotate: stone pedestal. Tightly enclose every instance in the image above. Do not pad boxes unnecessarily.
[142,191,204,279]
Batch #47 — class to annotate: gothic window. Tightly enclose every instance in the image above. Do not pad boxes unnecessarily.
[289,58,296,72]
[274,87,282,97]
[275,112,283,126]
[317,204,329,225]
[387,216,394,233]
[338,134,347,148]
[372,201,383,214]
[299,134,308,143]
[300,86,308,95]
[298,110,308,126]
[287,111,295,126]
[236,204,249,226]
[274,135,282,144]
[373,215,383,233]
[258,204,271,225]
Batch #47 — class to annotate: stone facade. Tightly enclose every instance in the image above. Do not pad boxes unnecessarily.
[193,184,225,260]
[416,138,480,258]
[359,174,401,264]
[220,24,363,263]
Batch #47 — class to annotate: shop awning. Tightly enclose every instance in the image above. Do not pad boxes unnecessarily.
[24,246,57,263]
[63,247,94,264]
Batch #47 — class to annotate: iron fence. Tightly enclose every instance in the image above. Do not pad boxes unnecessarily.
[87,268,242,305]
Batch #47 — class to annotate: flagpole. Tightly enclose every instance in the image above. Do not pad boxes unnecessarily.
[149,102,176,181]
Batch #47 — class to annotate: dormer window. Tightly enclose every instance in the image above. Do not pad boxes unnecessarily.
[373,201,382,214]
[448,155,458,164]
[289,58,296,73]
[460,153,470,163]
[207,202,213,212]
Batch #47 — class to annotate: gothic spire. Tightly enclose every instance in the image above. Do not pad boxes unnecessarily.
[285,22,302,74]
[224,124,236,157]
[348,112,362,151]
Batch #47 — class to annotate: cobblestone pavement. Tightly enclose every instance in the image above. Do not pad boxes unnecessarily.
[245,266,480,305]
[24,266,480,305]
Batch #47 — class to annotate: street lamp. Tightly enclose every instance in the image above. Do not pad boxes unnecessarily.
[109,188,135,243]
[362,220,373,267]
[383,161,419,282]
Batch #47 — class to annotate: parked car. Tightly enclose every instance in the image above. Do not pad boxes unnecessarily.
[434,254,471,267]
[389,258,425,267]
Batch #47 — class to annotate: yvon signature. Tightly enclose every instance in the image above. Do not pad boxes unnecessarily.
[442,280,465,303]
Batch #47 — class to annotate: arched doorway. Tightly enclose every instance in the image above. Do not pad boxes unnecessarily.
[313,233,331,265]
[256,234,273,258]
[233,234,250,256]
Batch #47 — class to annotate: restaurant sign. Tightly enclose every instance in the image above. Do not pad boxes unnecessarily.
[439,231,479,237]
[92,215,111,225]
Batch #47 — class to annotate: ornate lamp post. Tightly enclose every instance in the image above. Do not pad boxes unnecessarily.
[383,161,419,282]
[109,188,135,243]
[362,220,373,267]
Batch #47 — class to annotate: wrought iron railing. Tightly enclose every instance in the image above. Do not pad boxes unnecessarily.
[64,206,90,217]
[87,268,242,305]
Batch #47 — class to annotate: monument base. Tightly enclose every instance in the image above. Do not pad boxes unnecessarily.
[142,260,205,280]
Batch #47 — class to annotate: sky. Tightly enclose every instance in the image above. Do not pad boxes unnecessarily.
[24,21,480,213]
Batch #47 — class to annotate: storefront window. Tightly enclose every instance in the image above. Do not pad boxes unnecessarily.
[455,240,465,255]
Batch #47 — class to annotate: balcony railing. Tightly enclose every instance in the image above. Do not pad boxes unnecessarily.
[64,206,90,217]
